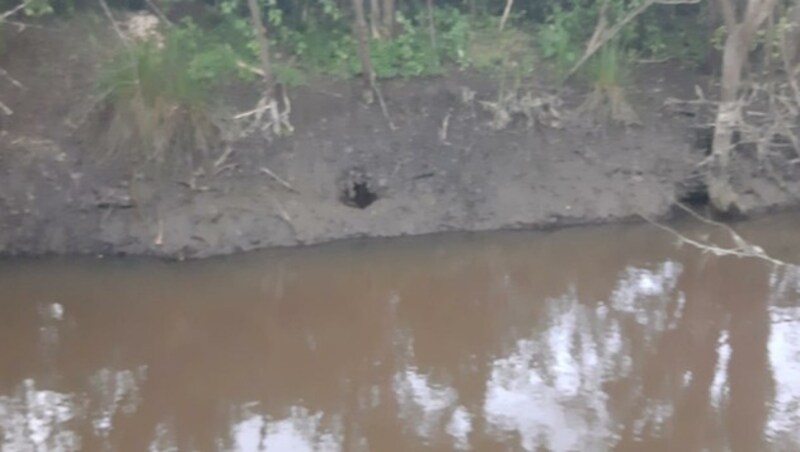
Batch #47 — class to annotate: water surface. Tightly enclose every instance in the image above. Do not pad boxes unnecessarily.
[1,217,800,451]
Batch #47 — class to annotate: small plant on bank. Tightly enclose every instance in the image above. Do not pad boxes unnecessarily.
[581,43,640,125]
[97,22,240,171]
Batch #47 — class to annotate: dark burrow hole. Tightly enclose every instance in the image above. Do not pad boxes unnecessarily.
[676,173,709,208]
[692,126,714,156]
[341,180,378,209]
[678,182,709,207]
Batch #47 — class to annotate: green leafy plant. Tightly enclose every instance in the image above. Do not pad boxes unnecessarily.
[98,23,240,169]
[538,5,591,74]
[435,6,472,67]
[369,12,438,78]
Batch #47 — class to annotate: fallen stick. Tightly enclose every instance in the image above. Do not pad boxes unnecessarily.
[260,166,299,194]
[641,202,791,267]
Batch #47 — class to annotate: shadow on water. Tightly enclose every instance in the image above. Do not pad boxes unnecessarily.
[0,216,799,451]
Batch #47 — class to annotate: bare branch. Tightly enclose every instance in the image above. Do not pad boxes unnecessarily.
[0,0,32,23]
[643,203,792,267]
[499,0,514,31]
[0,99,13,115]
[98,0,130,45]
[145,0,172,25]
[0,67,24,90]
[260,166,299,194]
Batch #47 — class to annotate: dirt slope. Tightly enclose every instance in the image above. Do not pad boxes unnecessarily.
[0,18,798,259]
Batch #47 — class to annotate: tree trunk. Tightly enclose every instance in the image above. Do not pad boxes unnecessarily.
[246,0,274,99]
[499,0,514,31]
[352,0,375,88]
[382,0,396,37]
[369,0,381,38]
[426,0,436,51]
[708,0,777,214]
[782,1,800,69]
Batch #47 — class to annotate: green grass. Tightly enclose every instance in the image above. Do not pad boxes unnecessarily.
[98,24,239,169]
[582,44,640,125]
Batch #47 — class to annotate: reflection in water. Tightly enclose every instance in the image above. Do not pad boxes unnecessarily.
[231,406,342,452]
[768,306,800,447]
[0,220,799,451]
[0,379,80,451]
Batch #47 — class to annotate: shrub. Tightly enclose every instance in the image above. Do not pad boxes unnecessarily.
[98,22,240,170]
[537,4,592,74]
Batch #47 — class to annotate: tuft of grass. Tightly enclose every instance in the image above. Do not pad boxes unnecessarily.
[581,44,640,125]
[590,43,628,90]
[98,23,238,171]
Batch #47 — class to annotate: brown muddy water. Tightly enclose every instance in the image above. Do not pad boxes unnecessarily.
[1,216,800,452]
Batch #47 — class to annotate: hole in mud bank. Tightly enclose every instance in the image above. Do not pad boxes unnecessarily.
[339,168,378,209]
[346,181,377,209]
[676,178,709,208]
[679,185,709,207]
[692,126,714,156]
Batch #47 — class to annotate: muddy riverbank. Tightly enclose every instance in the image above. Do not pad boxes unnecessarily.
[1,19,799,259]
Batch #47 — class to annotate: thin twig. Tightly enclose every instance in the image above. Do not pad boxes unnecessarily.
[260,166,299,193]
[98,0,129,45]
[0,0,31,23]
[0,67,23,89]
[236,60,265,77]
[0,99,13,115]
[273,198,297,237]
[145,0,172,25]
[438,110,452,145]
[234,103,271,119]
[154,218,164,246]
[213,146,235,169]
[372,81,396,130]
[642,202,791,267]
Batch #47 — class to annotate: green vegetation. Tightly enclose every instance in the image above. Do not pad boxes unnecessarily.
[4,0,796,213]
[99,23,239,168]
[582,43,639,125]
[89,0,718,124]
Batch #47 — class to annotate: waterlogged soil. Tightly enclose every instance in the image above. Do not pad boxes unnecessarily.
[1,18,800,259]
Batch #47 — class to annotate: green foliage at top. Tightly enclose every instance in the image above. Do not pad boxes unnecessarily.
[102,22,240,108]
[269,4,476,80]
[538,4,592,73]
[83,0,720,90]
[536,0,710,76]
[99,22,243,165]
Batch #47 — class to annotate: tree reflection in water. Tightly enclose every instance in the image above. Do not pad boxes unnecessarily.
[0,224,798,451]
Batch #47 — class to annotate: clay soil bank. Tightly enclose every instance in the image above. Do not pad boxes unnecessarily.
[1,19,799,259]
